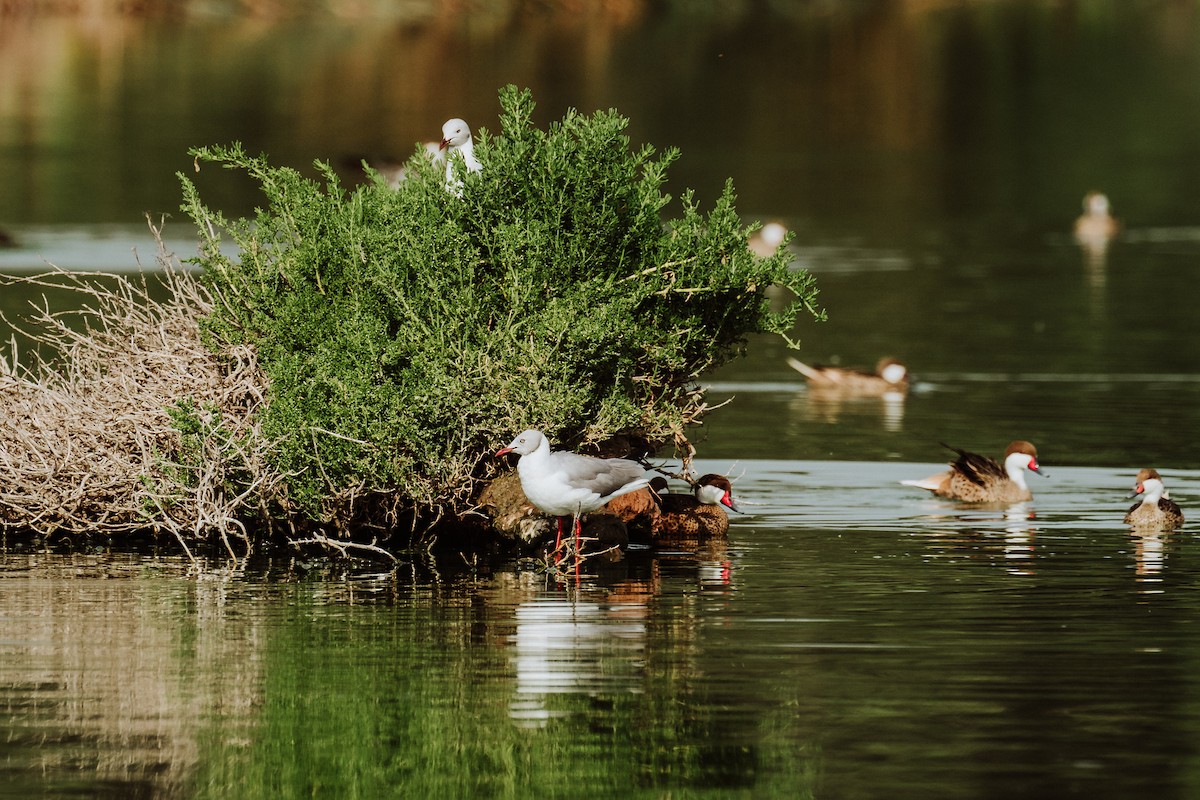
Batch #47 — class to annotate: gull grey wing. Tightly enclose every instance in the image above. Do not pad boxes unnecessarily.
[549,451,646,495]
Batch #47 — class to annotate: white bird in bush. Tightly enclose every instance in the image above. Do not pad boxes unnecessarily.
[439,118,482,193]
[495,429,650,575]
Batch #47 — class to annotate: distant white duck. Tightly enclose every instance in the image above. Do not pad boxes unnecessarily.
[440,118,482,193]
[1124,468,1184,530]
[496,429,650,573]
[903,440,1046,504]
[748,221,788,258]
[1074,191,1119,243]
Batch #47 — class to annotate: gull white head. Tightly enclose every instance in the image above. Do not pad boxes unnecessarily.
[440,118,473,152]
[495,429,546,458]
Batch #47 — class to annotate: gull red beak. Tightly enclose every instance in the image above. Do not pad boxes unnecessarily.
[439,138,450,151]
[495,446,514,457]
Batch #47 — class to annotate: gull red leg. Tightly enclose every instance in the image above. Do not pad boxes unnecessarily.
[554,516,566,565]
[574,515,582,580]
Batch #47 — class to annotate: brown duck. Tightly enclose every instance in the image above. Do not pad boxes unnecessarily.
[903,441,1045,504]
[1124,468,1184,530]
[786,356,908,395]
[651,474,739,540]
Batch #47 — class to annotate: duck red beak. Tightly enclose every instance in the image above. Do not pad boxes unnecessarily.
[723,493,741,513]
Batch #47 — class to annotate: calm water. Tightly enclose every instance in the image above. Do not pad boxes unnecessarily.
[4,2,1200,798]
[5,460,1200,798]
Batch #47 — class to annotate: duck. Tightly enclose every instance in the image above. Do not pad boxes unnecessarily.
[440,118,482,192]
[1074,191,1119,243]
[651,474,740,540]
[1124,468,1184,530]
[748,221,788,258]
[786,356,909,396]
[902,441,1045,504]
[598,480,661,536]
[495,429,650,572]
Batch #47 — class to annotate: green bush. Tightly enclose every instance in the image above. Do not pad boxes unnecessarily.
[179,85,820,529]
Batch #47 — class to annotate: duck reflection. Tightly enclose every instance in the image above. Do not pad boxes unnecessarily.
[785,356,908,432]
[1074,191,1119,289]
[1002,502,1038,576]
[910,505,1039,574]
[1131,530,1167,587]
[790,386,906,432]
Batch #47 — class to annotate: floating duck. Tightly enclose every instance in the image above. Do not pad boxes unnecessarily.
[1074,191,1119,244]
[748,221,788,258]
[652,474,739,540]
[903,441,1045,504]
[787,356,909,395]
[1124,468,1184,530]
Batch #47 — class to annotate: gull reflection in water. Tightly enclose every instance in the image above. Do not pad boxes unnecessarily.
[508,597,647,727]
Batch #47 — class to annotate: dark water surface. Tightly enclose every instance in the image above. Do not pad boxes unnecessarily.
[4,2,1200,798]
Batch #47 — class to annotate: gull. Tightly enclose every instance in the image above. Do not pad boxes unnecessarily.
[440,118,482,193]
[495,429,650,575]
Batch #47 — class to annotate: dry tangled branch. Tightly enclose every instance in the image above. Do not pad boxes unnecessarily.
[0,221,281,559]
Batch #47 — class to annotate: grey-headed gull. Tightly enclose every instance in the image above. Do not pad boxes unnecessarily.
[439,118,482,193]
[495,429,650,573]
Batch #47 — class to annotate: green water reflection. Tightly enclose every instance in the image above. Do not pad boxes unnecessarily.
[7,455,1200,800]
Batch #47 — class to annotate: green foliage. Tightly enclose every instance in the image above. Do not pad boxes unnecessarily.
[179,85,820,522]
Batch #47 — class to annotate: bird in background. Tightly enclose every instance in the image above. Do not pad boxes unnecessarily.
[748,221,788,258]
[1074,191,1120,244]
[902,441,1046,504]
[787,356,909,396]
[440,118,482,193]
[1124,468,1184,530]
